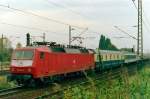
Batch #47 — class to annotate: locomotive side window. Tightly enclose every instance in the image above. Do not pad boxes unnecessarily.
[40,52,45,59]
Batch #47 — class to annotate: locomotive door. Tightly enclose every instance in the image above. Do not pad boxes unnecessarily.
[40,52,48,75]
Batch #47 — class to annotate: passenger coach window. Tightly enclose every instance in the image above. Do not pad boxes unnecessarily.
[117,55,119,59]
[40,52,45,59]
[101,55,103,60]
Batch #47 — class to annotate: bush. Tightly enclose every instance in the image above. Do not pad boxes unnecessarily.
[61,65,150,99]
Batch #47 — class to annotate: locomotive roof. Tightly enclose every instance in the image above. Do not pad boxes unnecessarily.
[15,46,90,54]
[19,42,91,54]
[15,46,46,52]
[48,47,89,53]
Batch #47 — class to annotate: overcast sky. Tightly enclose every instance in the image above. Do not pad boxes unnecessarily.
[0,0,150,52]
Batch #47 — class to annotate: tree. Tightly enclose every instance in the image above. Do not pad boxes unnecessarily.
[99,35,106,50]
[16,42,22,48]
[105,38,111,50]
[99,35,118,51]
[0,37,13,62]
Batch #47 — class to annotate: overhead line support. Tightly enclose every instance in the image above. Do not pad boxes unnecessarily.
[137,0,143,59]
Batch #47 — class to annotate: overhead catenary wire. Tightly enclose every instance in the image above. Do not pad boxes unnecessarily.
[131,0,150,36]
[0,3,101,44]
[0,4,86,29]
[131,0,150,27]
[142,10,150,34]
[45,0,90,19]
[45,0,102,38]
[142,10,150,28]
[114,26,137,40]
[71,28,88,42]
[0,22,67,36]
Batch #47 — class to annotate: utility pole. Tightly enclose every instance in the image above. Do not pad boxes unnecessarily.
[43,33,46,42]
[69,26,75,46]
[137,0,143,59]
[69,25,71,46]
[1,34,4,70]
[1,34,3,52]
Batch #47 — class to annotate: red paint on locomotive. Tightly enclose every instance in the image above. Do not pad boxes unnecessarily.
[10,46,95,79]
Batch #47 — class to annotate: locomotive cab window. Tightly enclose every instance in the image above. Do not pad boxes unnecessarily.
[13,50,34,60]
[40,52,45,59]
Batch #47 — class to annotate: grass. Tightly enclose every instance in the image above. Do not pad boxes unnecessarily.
[0,76,16,89]
[61,64,150,99]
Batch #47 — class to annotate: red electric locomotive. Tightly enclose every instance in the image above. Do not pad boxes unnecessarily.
[9,42,95,86]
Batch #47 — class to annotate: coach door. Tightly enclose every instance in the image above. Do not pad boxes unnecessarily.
[40,52,48,75]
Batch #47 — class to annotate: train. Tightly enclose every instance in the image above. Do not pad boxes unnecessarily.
[8,42,139,86]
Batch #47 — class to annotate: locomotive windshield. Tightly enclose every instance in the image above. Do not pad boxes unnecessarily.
[13,50,34,60]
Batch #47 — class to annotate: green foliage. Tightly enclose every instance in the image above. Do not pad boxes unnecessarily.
[99,35,118,51]
[0,37,13,62]
[99,35,106,49]
[62,65,150,99]
[0,48,13,62]
[0,76,16,90]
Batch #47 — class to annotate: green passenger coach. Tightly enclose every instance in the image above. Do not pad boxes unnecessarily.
[94,49,124,70]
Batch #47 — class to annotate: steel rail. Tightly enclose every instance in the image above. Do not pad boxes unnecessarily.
[0,86,23,98]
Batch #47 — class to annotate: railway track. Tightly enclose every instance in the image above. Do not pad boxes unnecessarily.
[34,65,138,99]
[1,63,145,99]
[0,67,123,99]
[0,86,23,99]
